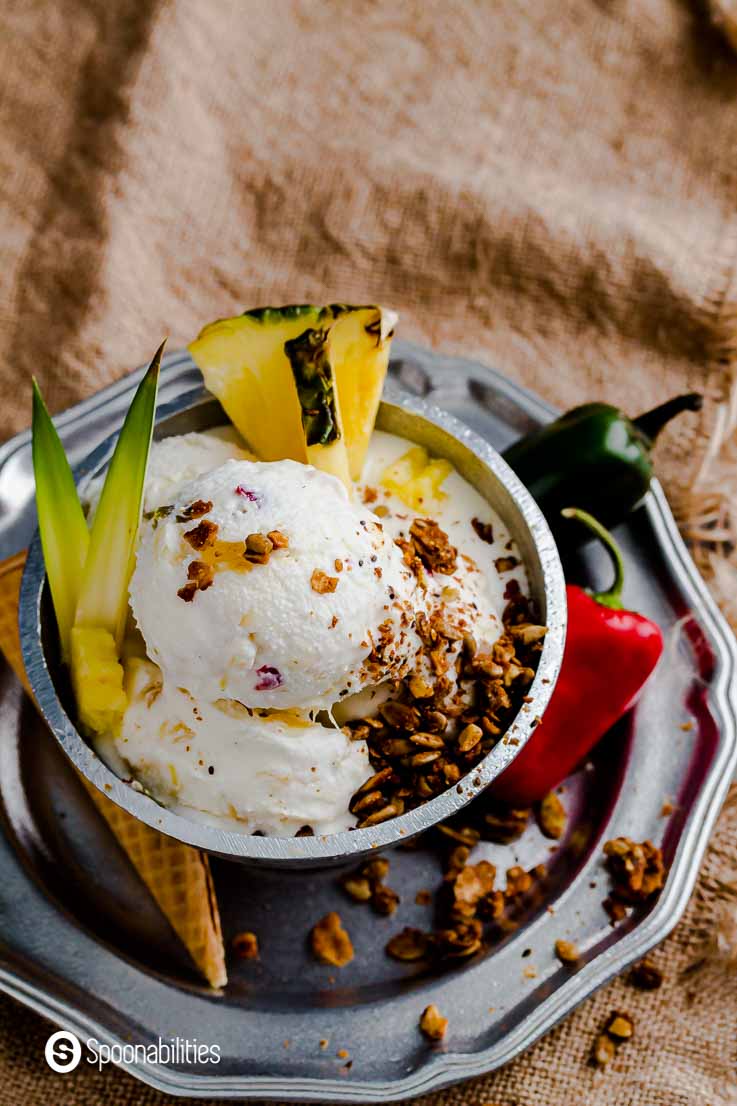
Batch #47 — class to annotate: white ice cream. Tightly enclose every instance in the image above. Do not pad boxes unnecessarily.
[101,428,529,837]
[117,658,370,836]
[130,456,422,710]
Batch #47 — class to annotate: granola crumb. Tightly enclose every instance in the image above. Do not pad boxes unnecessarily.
[471,517,494,544]
[415,889,432,906]
[310,912,354,967]
[660,800,674,817]
[232,931,259,960]
[267,529,289,549]
[336,1048,349,1059]
[593,1032,616,1068]
[183,518,218,550]
[537,791,566,840]
[386,927,432,962]
[606,1011,634,1040]
[680,720,693,731]
[319,1039,329,1050]
[628,959,663,990]
[554,938,580,964]
[419,1004,448,1041]
[311,568,339,594]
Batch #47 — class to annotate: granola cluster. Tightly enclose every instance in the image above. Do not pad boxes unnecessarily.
[384,840,548,966]
[345,547,545,825]
[163,496,290,603]
[602,836,666,922]
[340,858,400,916]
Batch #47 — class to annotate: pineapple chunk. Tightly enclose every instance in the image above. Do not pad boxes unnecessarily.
[189,306,321,463]
[327,306,397,480]
[380,446,428,498]
[380,447,453,510]
[70,626,127,735]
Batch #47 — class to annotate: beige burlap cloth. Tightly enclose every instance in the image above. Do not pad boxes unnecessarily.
[2,1,737,1102]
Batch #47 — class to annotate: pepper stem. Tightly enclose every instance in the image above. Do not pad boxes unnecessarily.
[561,508,625,610]
[632,392,703,443]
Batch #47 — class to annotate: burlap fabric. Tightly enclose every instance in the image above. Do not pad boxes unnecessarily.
[2,1,737,1102]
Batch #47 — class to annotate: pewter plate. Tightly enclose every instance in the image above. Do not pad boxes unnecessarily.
[0,342,735,1100]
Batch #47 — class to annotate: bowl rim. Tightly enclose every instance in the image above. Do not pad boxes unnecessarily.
[20,375,567,864]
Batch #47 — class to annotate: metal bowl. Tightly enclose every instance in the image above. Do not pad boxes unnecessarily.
[20,378,566,868]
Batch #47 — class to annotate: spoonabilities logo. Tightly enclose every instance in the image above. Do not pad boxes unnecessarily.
[45,1030,82,1073]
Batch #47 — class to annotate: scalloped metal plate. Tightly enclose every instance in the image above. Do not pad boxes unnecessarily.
[0,340,734,1101]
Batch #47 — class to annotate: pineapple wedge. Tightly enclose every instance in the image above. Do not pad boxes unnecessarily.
[189,306,321,463]
[327,305,397,480]
[189,304,397,488]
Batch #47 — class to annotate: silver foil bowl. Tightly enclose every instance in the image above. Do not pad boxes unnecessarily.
[20,380,566,868]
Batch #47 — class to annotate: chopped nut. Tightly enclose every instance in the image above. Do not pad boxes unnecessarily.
[537,791,566,840]
[357,802,402,827]
[554,938,580,964]
[362,858,389,882]
[435,918,483,958]
[267,529,289,549]
[232,931,259,960]
[481,803,530,843]
[177,498,212,520]
[310,912,354,967]
[471,517,494,544]
[371,883,400,916]
[408,673,434,699]
[386,927,433,961]
[419,1004,448,1041]
[311,569,339,594]
[629,959,663,990]
[183,518,218,550]
[187,559,214,591]
[593,1033,616,1067]
[437,823,481,848]
[341,876,372,903]
[177,581,198,603]
[505,865,532,898]
[379,700,420,729]
[606,1011,634,1040]
[509,623,547,646]
[457,723,482,753]
[603,837,666,902]
[410,732,445,749]
[244,532,274,563]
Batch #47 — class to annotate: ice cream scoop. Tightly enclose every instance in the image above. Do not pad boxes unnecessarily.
[129,458,422,710]
[116,659,370,836]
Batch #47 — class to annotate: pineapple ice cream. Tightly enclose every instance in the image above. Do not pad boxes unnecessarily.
[129,456,422,710]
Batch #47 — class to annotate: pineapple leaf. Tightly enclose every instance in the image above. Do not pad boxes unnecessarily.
[74,341,164,646]
[31,380,90,661]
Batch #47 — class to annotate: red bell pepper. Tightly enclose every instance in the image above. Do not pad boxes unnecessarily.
[492,508,663,806]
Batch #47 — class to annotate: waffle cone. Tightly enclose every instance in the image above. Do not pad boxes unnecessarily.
[0,551,226,988]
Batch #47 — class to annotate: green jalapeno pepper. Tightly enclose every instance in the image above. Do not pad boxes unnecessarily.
[503,392,702,541]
